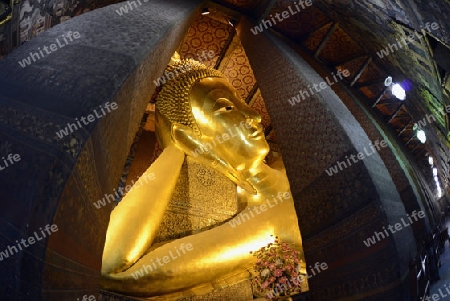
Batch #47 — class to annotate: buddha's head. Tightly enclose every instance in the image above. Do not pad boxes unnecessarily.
[156,58,269,172]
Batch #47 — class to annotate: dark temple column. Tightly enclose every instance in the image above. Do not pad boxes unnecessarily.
[238,17,416,301]
[0,0,201,300]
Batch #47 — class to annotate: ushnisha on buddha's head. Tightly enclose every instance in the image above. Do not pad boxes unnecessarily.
[155,57,269,172]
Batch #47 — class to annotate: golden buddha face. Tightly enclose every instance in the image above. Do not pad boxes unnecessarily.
[188,77,269,171]
[155,58,270,176]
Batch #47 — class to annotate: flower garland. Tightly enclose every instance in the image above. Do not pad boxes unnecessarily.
[250,236,303,299]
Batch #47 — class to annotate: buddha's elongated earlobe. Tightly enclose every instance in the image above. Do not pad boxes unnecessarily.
[171,123,256,194]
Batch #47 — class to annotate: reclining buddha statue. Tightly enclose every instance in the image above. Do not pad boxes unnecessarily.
[100,53,304,297]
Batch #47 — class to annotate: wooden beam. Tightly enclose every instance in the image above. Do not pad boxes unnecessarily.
[372,87,390,108]
[350,56,372,87]
[298,21,334,43]
[245,84,259,105]
[413,147,427,158]
[397,120,412,137]
[314,23,339,59]
[411,143,421,153]
[405,135,416,146]
[387,103,404,123]
[214,29,236,70]
[332,54,368,68]
[257,0,279,23]
[353,78,386,89]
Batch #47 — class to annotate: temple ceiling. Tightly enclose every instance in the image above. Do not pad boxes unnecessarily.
[0,0,448,187]
[172,0,450,189]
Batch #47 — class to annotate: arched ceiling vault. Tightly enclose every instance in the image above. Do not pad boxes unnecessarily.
[1,0,448,191]
[172,0,450,194]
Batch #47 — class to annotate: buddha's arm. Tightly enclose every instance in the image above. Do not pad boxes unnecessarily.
[100,194,302,296]
[101,144,185,274]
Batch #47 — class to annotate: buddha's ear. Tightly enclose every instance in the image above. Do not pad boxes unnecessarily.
[171,123,203,154]
[171,123,256,194]
[171,123,224,167]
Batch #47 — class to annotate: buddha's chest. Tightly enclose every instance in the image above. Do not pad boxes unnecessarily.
[153,157,238,243]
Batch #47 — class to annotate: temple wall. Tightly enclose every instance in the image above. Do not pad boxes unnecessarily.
[0,0,201,299]
[238,18,423,300]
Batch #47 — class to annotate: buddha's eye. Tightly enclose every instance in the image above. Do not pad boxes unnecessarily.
[213,98,234,113]
[216,106,233,112]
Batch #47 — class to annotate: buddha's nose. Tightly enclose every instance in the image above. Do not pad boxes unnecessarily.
[240,106,262,124]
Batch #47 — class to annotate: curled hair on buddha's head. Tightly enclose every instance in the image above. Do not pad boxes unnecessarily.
[156,59,226,137]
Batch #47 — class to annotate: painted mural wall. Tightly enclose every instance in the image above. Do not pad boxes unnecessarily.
[0,0,121,60]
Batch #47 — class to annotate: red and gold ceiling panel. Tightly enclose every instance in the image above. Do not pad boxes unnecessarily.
[221,41,257,101]
[317,27,364,64]
[303,23,332,53]
[179,14,233,69]
[359,82,385,99]
[356,62,385,83]
[389,113,411,128]
[249,89,271,130]
[378,99,403,115]
[336,56,369,77]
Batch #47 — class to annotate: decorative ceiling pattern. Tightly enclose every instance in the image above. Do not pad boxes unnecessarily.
[177,7,273,145]
[317,27,365,64]
[179,14,233,69]
[335,55,367,72]
[303,23,332,53]
[259,0,448,189]
[176,0,450,191]
[178,11,260,119]
[249,89,271,130]
[221,41,257,101]
[357,64,384,85]
[0,0,447,189]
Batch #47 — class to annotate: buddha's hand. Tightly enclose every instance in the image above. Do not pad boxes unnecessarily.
[171,123,256,194]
